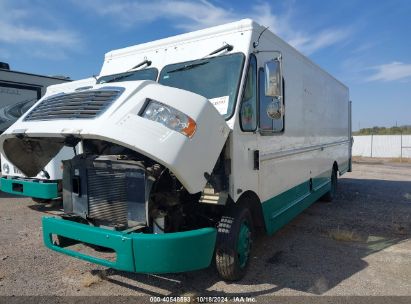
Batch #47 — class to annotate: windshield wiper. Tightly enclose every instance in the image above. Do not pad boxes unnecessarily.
[208,44,233,56]
[98,59,152,83]
[127,59,152,72]
[168,61,209,73]
[99,72,134,84]
[165,44,232,74]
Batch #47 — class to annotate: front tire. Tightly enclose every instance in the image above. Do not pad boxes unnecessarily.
[32,198,51,204]
[215,207,253,281]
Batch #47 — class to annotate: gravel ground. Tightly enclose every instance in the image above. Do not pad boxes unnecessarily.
[0,162,411,297]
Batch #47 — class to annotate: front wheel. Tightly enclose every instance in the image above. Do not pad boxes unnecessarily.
[215,207,253,281]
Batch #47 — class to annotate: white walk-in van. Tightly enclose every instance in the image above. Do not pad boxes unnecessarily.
[0,19,351,280]
[0,63,73,201]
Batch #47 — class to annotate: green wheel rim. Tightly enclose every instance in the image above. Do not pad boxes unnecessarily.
[237,221,251,269]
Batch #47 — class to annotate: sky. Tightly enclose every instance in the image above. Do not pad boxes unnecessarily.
[0,0,410,130]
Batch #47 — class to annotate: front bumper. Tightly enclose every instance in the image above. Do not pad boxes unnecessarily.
[0,177,59,199]
[42,217,217,273]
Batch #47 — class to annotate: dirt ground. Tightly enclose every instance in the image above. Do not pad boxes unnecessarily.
[0,162,411,297]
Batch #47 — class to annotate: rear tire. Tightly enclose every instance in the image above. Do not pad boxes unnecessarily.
[322,167,338,202]
[215,207,253,281]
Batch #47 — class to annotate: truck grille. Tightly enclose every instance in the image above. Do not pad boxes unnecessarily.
[24,88,123,121]
[87,168,128,226]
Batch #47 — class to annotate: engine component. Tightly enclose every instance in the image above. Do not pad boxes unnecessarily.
[62,155,152,228]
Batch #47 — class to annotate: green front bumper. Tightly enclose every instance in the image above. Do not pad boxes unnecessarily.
[0,177,59,199]
[42,217,217,273]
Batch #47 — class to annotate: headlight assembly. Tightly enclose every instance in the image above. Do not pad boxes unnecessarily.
[2,163,10,174]
[141,99,197,138]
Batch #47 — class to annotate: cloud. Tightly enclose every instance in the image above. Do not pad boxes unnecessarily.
[249,3,350,55]
[366,62,411,82]
[0,22,81,48]
[79,0,237,31]
[290,29,350,55]
[0,1,82,59]
[76,0,348,55]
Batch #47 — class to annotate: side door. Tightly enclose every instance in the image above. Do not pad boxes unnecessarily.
[231,54,259,201]
[256,58,285,205]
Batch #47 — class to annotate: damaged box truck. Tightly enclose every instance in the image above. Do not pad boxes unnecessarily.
[0,19,351,280]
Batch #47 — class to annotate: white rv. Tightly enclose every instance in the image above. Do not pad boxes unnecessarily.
[0,19,351,280]
[0,64,74,201]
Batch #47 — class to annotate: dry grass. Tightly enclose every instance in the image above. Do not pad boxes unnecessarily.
[387,157,411,163]
[329,227,363,242]
[179,291,199,303]
[393,223,408,235]
[81,270,107,288]
[352,156,411,163]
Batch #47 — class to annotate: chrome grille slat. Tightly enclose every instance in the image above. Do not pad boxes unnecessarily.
[24,88,123,121]
[34,102,108,110]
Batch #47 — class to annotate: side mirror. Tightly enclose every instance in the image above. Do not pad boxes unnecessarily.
[264,53,283,120]
[266,99,283,120]
[265,55,282,98]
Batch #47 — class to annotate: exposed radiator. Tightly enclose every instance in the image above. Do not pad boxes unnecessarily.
[63,155,147,229]
[87,168,128,226]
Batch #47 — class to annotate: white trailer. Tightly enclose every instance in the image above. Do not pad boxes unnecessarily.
[0,64,73,200]
[0,19,351,280]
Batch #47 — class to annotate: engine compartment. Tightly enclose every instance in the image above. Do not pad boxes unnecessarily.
[61,139,228,234]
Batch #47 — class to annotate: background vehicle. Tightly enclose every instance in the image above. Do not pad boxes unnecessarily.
[0,19,351,280]
[0,63,72,201]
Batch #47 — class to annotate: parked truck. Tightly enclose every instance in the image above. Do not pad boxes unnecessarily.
[0,63,75,201]
[0,19,351,280]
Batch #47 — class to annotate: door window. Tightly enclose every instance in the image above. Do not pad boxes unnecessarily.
[240,55,257,131]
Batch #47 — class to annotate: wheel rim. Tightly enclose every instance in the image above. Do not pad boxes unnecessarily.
[237,221,251,269]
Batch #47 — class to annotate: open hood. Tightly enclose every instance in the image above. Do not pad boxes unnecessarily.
[0,80,230,193]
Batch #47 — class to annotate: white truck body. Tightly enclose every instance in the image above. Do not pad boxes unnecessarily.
[0,19,351,277]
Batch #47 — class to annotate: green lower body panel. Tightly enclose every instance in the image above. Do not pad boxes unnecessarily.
[42,217,217,273]
[339,159,350,174]
[0,177,59,199]
[262,178,331,235]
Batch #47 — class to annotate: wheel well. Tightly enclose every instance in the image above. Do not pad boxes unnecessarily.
[231,191,265,232]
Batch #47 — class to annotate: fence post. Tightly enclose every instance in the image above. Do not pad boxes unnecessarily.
[400,131,403,162]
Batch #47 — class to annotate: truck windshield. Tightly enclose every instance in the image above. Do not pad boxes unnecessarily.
[159,53,244,119]
[97,68,158,84]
